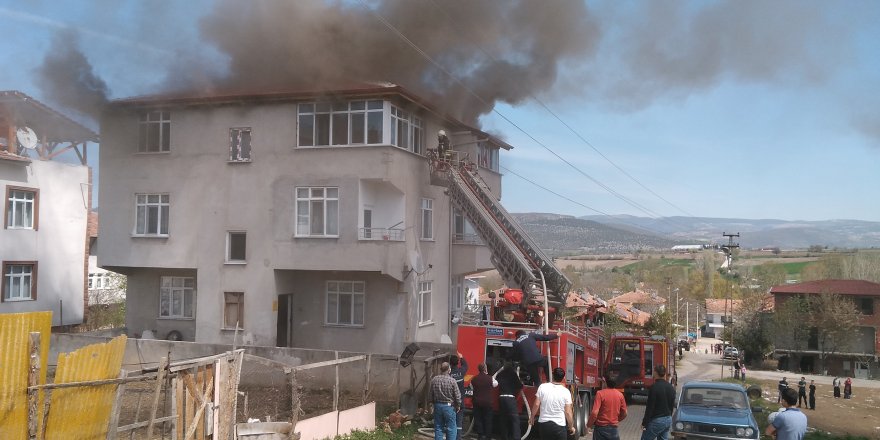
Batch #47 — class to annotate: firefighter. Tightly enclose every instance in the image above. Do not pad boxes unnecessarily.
[450,354,469,436]
[513,330,559,385]
[497,362,524,440]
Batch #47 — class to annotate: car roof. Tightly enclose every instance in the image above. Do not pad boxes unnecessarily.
[682,381,746,392]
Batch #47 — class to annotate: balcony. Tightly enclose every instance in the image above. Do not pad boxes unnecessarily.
[453,232,483,245]
[359,227,405,241]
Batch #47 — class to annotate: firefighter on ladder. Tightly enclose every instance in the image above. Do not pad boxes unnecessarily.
[513,329,560,385]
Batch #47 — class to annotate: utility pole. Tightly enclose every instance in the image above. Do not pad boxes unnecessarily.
[721,232,740,344]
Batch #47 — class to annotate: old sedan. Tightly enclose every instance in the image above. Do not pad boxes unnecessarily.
[672,381,761,439]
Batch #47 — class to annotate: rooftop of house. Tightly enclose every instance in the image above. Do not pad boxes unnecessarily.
[108,82,512,150]
[0,90,98,143]
[705,298,742,315]
[609,289,666,305]
[769,279,880,296]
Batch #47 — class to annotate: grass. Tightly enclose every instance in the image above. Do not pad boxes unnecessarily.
[333,424,419,440]
[781,261,812,275]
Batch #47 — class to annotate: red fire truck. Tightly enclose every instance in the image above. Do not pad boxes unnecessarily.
[604,334,676,403]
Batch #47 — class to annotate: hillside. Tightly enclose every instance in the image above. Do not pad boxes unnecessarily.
[511,213,678,255]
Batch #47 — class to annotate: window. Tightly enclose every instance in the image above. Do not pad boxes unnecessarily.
[418,281,433,324]
[326,281,365,326]
[135,194,170,236]
[138,111,171,152]
[6,187,38,229]
[420,198,433,240]
[858,297,874,315]
[450,276,463,311]
[295,187,338,237]
[3,262,36,301]
[298,101,383,147]
[88,273,112,289]
[223,292,244,329]
[477,142,500,172]
[229,128,252,162]
[391,106,423,154]
[453,209,478,243]
[159,276,195,319]
[227,232,246,263]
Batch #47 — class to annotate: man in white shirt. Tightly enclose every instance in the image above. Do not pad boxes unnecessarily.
[529,367,575,440]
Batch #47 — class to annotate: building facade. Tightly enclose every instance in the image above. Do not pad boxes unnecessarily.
[1,91,96,327]
[98,84,498,354]
[703,298,741,339]
[771,279,879,378]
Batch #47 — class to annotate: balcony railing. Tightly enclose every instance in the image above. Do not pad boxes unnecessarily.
[359,228,404,241]
[453,232,483,245]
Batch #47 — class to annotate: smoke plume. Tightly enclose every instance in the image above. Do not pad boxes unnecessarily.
[34,30,110,121]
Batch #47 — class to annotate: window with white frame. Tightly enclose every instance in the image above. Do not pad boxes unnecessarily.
[6,188,38,229]
[88,272,112,289]
[159,276,195,319]
[296,187,339,237]
[135,194,169,236]
[3,262,36,301]
[223,292,244,329]
[420,198,433,240]
[450,276,464,311]
[391,106,423,154]
[418,281,433,324]
[229,127,252,162]
[453,209,478,243]
[227,231,246,263]
[477,142,500,172]
[138,111,171,152]
[326,281,365,326]
[298,101,384,147]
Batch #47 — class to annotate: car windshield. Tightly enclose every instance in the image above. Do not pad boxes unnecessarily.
[682,387,747,409]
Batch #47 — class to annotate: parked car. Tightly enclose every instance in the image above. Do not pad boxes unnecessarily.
[672,381,762,439]
[722,346,739,359]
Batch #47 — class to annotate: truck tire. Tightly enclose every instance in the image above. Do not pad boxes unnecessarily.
[573,395,584,437]
[746,385,762,399]
[579,393,591,437]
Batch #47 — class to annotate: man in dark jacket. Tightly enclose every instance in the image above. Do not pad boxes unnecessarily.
[450,354,469,436]
[641,364,675,440]
[513,330,559,385]
[470,362,498,440]
[496,362,524,440]
[797,377,807,408]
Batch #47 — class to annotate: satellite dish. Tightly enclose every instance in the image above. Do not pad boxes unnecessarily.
[16,127,38,150]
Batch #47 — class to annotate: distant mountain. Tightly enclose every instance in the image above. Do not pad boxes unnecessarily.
[579,215,880,249]
[511,213,678,254]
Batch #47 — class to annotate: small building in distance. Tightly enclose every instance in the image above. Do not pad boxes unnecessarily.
[609,289,667,315]
[704,298,742,339]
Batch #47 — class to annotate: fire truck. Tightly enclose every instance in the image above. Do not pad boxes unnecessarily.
[605,334,676,403]
[427,133,673,437]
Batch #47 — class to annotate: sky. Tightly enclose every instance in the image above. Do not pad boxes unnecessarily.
[2,0,879,222]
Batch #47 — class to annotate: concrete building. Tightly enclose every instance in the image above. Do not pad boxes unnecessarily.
[771,279,880,378]
[0,90,97,327]
[704,298,741,339]
[98,83,501,354]
[87,213,126,305]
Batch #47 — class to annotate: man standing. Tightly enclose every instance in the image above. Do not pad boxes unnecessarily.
[777,377,789,403]
[832,377,841,398]
[530,367,576,440]
[470,363,498,440]
[808,380,816,410]
[513,330,559,385]
[766,388,807,440]
[496,362,523,440]
[587,376,628,440]
[430,362,462,440]
[797,377,807,408]
[450,355,469,436]
[641,365,676,440]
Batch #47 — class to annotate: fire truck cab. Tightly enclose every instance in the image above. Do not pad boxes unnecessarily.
[604,334,675,403]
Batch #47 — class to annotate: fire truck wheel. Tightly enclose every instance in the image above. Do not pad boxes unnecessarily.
[578,393,591,437]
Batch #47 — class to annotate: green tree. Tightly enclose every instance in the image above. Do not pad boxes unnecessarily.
[773,295,811,359]
[750,263,787,291]
[808,294,861,373]
[730,294,772,364]
[644,308,674,339]
[601,310,629,340]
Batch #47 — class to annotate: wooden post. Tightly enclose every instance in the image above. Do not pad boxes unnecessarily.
[27,332,41,440]
[333,351,339,412]
[146,357,169,438]
[362,354,372,405]
[106,370,128,440]
[290,370,301,440]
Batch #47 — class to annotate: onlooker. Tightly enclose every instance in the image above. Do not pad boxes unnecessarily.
[641,364,676,440]
[496,362,523,440]
[740,364,747,382]
[587,376,628,440]
[777,377,789,404]
[832,377,841,398]
[844,377,852,399]
[470,362,498,440]
[797,377,807,408]
[733,359,741,380]
[513,330,559,385]
[529,367,575,440]
[808,380,816,410]
[766,388,807,440]
[430,362,462,440]
[449,355,469,437]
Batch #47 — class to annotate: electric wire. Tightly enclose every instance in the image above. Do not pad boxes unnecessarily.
[357,1,672,223]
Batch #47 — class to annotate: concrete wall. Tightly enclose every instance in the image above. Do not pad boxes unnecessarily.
[99,93,502,354]
[0,159,88,326]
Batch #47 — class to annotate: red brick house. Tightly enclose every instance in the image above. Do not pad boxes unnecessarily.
[770,279,879,378]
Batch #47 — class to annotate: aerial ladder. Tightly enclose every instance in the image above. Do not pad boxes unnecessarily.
[428,132,571,310]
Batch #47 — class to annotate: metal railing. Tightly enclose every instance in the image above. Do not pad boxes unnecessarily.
[452,232,483,245]
[358,227,404,241]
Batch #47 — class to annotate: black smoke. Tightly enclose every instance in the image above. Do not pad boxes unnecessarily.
[34,30,110,121]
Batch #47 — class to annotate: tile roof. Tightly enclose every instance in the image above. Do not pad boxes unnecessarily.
[769,279,880,296]
[609,289,666,305]
[705,298,742,315]
[0,150,31,164]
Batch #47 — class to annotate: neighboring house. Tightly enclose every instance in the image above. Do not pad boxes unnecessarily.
[770,279,880,378]
[704,298,741,339]
[609,289,666,314]
[0,90,97,327]
[98,83,500,353]
[87,212,126,305]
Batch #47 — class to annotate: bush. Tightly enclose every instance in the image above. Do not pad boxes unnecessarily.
[333,424,419,440]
